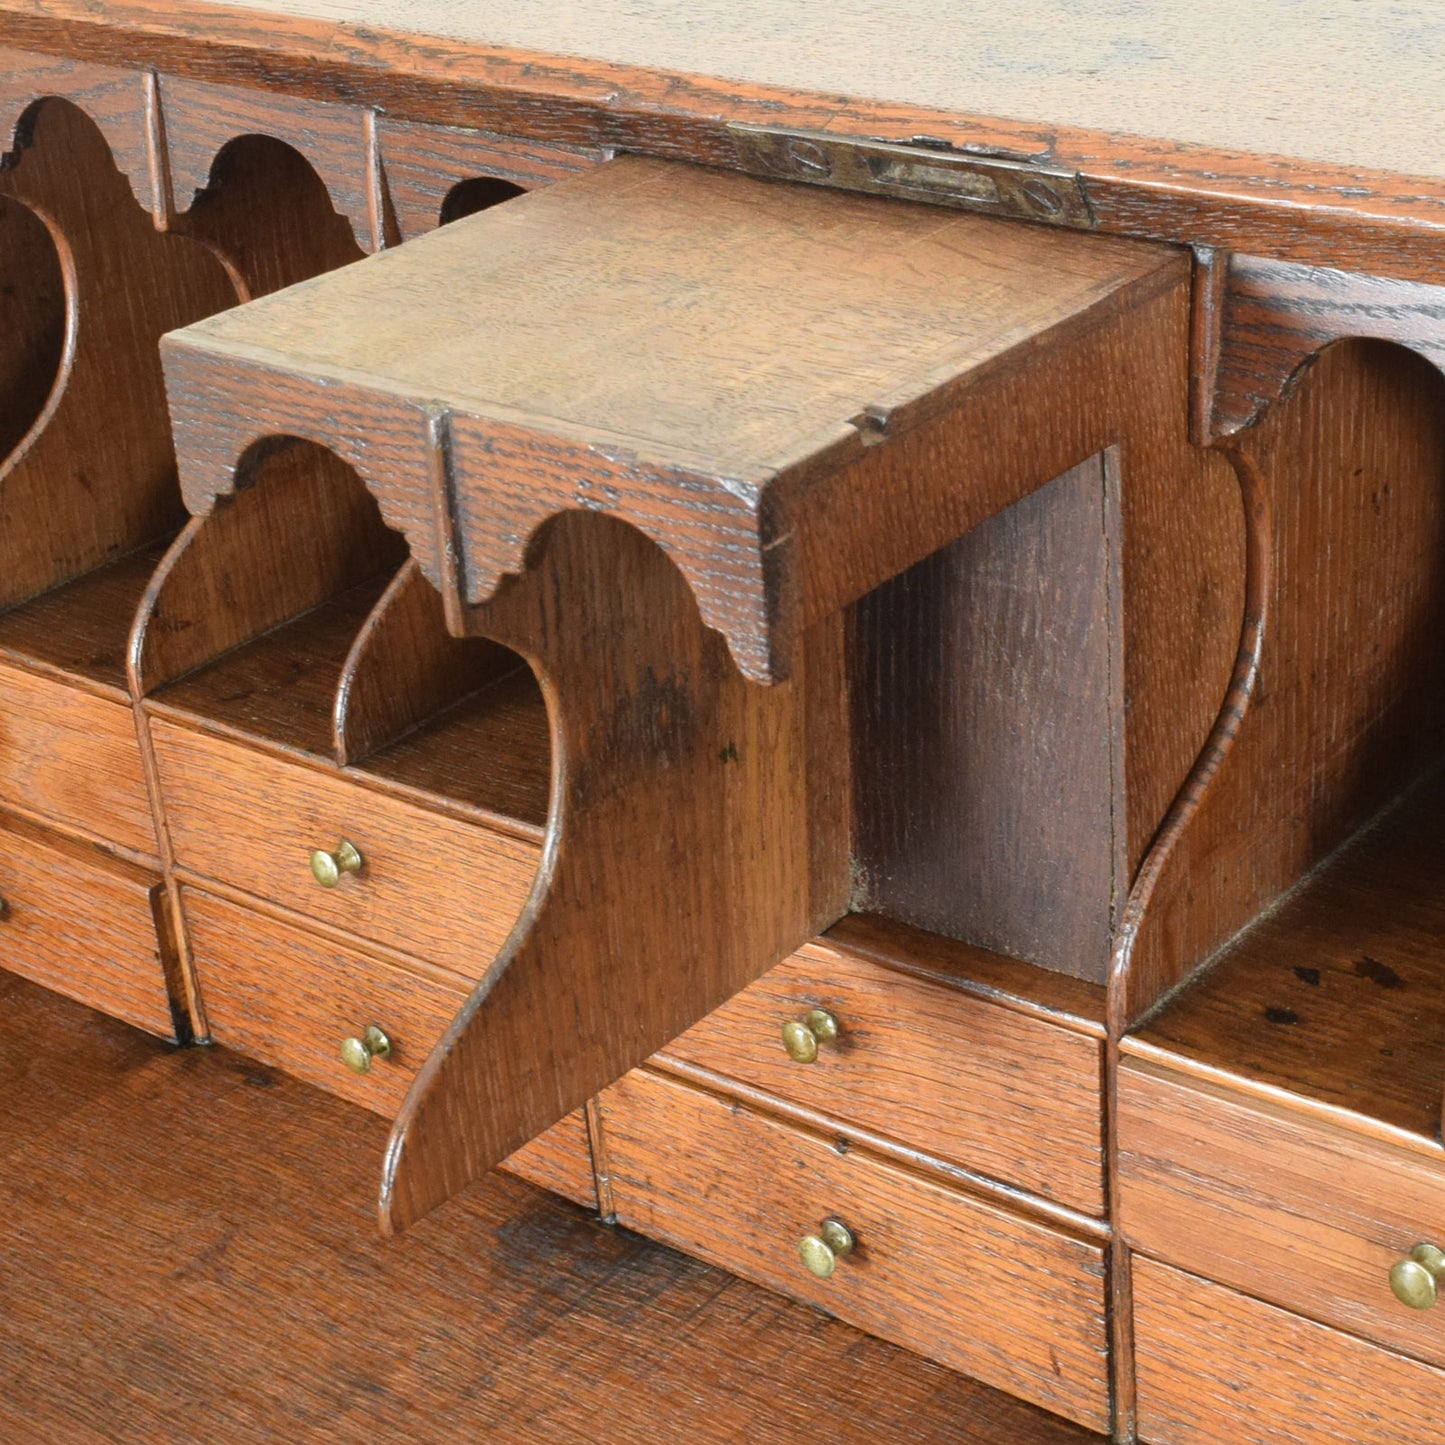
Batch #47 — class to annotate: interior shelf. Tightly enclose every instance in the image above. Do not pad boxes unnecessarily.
[1131,767,1445,1148]
[0,536,174,692]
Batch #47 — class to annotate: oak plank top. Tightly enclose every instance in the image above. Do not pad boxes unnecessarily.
[108,0,1445,183]
[171,154,1174,481]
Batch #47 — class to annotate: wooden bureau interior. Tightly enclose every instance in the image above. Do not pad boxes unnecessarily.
[0,13,1442,1445]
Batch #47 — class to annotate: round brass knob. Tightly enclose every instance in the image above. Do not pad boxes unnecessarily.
[781,1008,839,1063]
[311,839,363,888]
[1390,1244,1445,1310]
[798,1217,855,1279]
[340,1024,392,1075]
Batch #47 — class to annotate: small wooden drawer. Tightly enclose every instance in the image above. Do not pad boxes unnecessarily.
[183,885,474,1114]
[154,720,539,977]
[1134,1257,1445,1445]
[0,813,174,1037]
[1120,1057,1445,1371]
[661,937,1104,1214]
[185,885,595,1199]
[599,1068,1110,1433]
[0,663,155,855]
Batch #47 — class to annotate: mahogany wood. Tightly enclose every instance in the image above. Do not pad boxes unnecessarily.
[376,116,601,242]
[1119,1058,1445,1372]
[0,973,1103,1445]
[0,810,175,1036]
[659,934,1106,1215]
[150,719,540,975]
[601,1066,1111,1433]
[1133,1258,1445,1445]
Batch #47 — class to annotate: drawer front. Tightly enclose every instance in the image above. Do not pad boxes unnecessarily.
[1135,1257,1445,1445]
[600,1068,1110,1432]
[500,1107,597,1212]
[153,720,538,976]
[0,663,155,855]
[662,938,1104,1213]
[0,816,174,1037]
[184,886,471,1114]
[1120,1058,1445,1370]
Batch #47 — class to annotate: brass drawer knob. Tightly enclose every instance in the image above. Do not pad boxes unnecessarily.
[1390,1244,1445,1310]
[311,839,363,888]
[781,1008,839,1063]
[798,1217,855,1279]
[340,1024,392,1075]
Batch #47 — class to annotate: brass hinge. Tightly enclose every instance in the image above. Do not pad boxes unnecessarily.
[727,124,1095,230]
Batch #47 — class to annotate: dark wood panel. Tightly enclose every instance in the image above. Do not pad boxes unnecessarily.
[602,1067,1111,1433]
[852,455,1122,981]
[0,190,63,460]
[0,973,1103,1445]
[1134,1257,1445,1445]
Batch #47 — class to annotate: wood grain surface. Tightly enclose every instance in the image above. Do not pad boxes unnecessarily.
[0,972,1105,1445]
[1133,1257,1445,1445]
[0,810,175,1036]
[660,935,1105,1214]
[376,116,601,242]
[182,884,473,1113]
[0,189,62,462]
[601,1066,1111,1432]
[0,661,156,854]
[1120,1058,1445,1373]
[1129,752,1445,1148]
[381,511,850,1233]
[163,153,1184,682]
[0,94,235,608]
[0,3,1440,281]
[1114,340,1445,1028]
[496,1105,595,1212]
[157,72,374,246]
[852,455,1123,981]
[1209,255,1445,439]
[151,719,540,976]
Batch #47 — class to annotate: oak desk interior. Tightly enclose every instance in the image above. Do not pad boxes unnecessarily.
[0,6,1441,1444]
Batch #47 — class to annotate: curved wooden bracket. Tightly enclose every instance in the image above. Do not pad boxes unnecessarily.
[1195,252,1445,441]
[380,510,849,1234]
[0,46,154,216]
[0,95,235,608]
